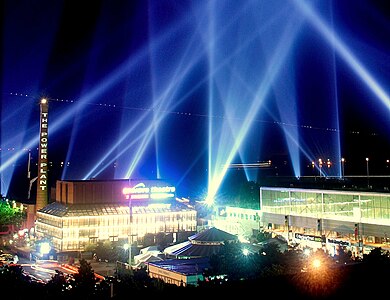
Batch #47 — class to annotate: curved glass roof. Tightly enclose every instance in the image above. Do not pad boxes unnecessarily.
[38,201,194,217]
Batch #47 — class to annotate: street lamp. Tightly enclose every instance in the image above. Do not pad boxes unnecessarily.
[341,158,345,179]
[128,197,133,266]
[318,159,323,177]
[122,187,133,267]
[366,157,369,188]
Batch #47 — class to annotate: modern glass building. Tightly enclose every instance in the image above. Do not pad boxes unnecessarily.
[35,179,197,252]
[260,187,390,254]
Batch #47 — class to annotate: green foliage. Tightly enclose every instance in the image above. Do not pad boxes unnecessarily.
[45,270,72,298]
[94,241,115,262]
[362,247,390,266]
[155,232,172,251]
[84,243,96,252]
[256,230,272,242]
[0,200,25,227]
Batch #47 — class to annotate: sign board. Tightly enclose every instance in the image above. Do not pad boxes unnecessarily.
[122,180,176,201]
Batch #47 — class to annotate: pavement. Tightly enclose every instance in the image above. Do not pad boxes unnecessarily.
[62,260,118,277]
[88,260,117,277]
[9,245,118,279]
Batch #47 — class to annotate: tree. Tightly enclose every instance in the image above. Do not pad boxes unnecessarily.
[156,232,171,251]
[256,230,272,242]
[45,270,72,298]
[0,263,44,297]
[0,199,25,230]
[72,259,98,298]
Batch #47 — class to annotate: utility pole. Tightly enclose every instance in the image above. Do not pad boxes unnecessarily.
[366,157,370,188]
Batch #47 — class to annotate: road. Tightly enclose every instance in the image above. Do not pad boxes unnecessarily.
[18,257,78,283]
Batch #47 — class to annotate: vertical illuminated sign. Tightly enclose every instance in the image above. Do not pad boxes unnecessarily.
[36,98,49,212]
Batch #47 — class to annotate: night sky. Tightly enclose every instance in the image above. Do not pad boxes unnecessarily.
[1,0,390,200]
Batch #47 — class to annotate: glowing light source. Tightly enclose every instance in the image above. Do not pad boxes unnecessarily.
[39,242,51,255]
[312,258,321,269]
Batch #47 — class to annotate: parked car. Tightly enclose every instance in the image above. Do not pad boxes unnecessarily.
[0,253,14,265]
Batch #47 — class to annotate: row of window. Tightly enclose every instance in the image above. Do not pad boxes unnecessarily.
[262,190,390,221]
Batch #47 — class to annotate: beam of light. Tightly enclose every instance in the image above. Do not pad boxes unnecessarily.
[6,48,148,182]
[331,35,342,179]
[327,3,343,179]
[111,5,264,185]
[88,12,206,179]
[271,61,300,177]
[64,6,201,179]
[87,59,197,180]
[121,50,203,178]
[89,55,204,179]
[144,0,262,183]
[82,108,152,179]
[1,2,62,195]
[147,1,211,181]
[124,120,157,179]
[205,3,269,186]
[148,1,283,185]
[205,3,299,204]
[61,109,82,180]
[120,1,269,180]
[148,0,160,180]
[87,1,291,182]
[0,99,36,195]
[207,0,216,189]
[206,8,303,204]
[293,0,390,111]
[0,149,27,197]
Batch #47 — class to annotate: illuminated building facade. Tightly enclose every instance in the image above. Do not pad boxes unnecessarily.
[259,187,390,255]
[210,206,260,240]
[35,179,197,252]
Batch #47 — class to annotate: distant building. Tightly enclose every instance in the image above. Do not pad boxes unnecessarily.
[147,257,210,287]
[211,206,260,240]
[259,187,390,256]
[164,226,238,258]
[35,179,197,252]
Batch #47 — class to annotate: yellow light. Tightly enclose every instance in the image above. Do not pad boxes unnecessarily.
[312,258,321,269]
[41,98,47,104]
[40,242,51,255]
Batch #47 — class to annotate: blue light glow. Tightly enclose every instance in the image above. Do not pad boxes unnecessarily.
[2,1,389,201]
[293,0,390,111]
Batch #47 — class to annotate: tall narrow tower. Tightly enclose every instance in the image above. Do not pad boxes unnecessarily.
[36,98,49,212]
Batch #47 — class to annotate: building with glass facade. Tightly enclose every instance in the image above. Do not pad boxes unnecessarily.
[260,187,390,254]
[35,179,197,252]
